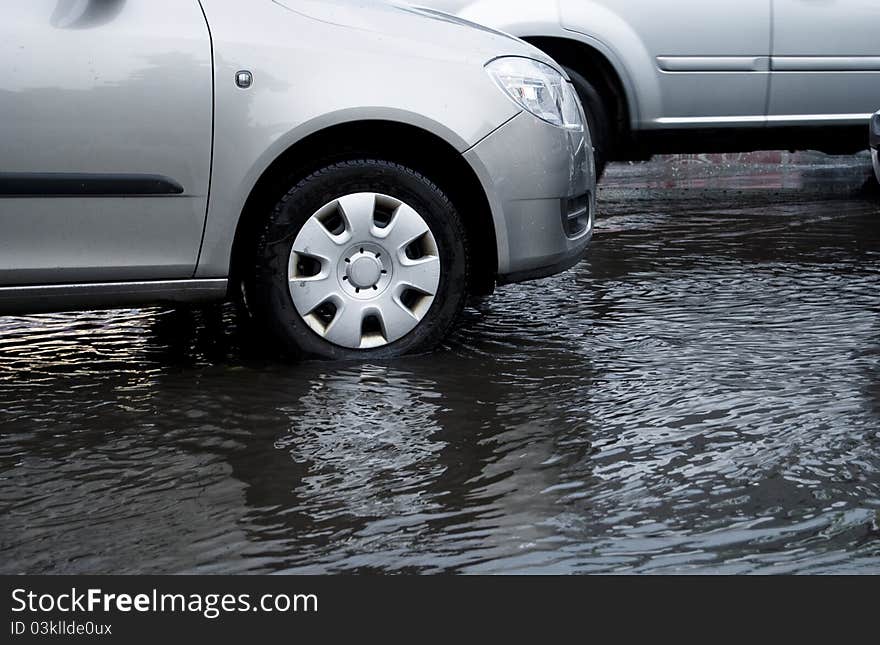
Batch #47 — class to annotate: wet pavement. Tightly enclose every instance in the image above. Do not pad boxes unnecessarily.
[2,152,880,574]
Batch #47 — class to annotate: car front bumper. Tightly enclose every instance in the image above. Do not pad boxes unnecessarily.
[871,111,880,183]
[464,107,595,285]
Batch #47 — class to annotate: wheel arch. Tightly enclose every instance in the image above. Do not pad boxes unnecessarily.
[229,119,500,298]
[521,35,634,156]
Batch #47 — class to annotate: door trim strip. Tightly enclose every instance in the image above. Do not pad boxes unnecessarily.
[655,113,873,126]
[0,173,185,197]
[657,56,771,72]
[772,56,880,72]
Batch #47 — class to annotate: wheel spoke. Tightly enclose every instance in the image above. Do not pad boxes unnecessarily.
[324,303,365,348]
[289,276,336,315]
[376,293,421,339]
[292,216,343,261]
[397,256,441,296]
[379,203,431,252]
[337,193,377,241]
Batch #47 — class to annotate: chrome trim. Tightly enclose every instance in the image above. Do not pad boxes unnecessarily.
[766,113,875,125]
[655,116,765,125]
[655,114,874,126]
[772,56,880,72]
[0,279,228,315]
[657,56,770,72]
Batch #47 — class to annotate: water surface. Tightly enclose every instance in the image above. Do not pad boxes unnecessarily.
[2,153,880,573]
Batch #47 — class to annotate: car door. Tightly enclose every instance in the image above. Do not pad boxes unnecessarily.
[560,0,772,126]
[0,0,213,286]
[768,0,880,125]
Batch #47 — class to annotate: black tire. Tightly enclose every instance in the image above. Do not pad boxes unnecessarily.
[250,159,469,360]
[563,66,611,179]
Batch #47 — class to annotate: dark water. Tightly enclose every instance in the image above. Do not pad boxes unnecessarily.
[3,153,880,574]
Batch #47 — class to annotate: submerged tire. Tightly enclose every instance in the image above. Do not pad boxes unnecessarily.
[250,159,469,360]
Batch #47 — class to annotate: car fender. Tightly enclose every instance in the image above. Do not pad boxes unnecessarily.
[195,0,520,279]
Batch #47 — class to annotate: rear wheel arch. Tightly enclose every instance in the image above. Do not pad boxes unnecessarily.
[522,36,633,158]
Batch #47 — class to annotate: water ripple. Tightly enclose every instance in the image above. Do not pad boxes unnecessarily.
[2,155,880,574]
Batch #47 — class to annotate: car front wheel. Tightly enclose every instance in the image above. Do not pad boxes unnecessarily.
[250,159,470,360]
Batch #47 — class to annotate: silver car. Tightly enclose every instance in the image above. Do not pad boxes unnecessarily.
[419,1,880,176]
[0,0,594,359]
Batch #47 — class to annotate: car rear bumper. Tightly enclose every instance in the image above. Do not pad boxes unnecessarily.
[464,107,595,285]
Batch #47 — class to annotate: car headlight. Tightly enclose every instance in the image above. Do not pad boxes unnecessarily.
[486,57,584,131]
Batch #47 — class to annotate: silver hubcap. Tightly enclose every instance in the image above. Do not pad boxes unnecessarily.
[288,192,441,350]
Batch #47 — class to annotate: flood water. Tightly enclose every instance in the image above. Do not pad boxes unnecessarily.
[2,153,880,574]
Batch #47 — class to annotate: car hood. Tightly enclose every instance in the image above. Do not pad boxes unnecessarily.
[272,0,559,69]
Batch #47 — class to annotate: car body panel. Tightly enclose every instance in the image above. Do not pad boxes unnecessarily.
[0,0,213,286]
[560,0,771,127]
[195,0,540,278]
[768,0,880,123]
[465,111,593,279]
